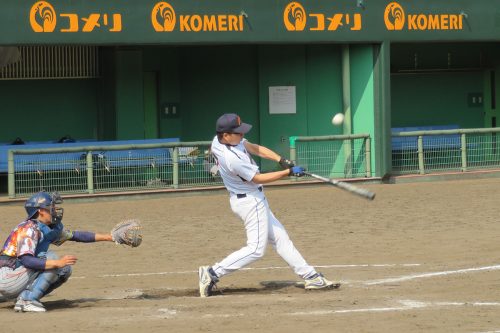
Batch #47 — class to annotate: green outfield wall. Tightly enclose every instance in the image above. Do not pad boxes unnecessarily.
[1,1,500,180]
[1,42,499,177]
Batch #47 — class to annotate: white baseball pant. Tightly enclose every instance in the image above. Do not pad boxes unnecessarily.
[211,188,317,279]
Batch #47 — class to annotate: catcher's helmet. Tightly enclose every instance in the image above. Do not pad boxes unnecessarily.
[25,191,63,220]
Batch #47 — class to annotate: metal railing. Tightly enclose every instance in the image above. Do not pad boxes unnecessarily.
[392,127,500,175]
[289,134,372,179]
[8,141,221,198]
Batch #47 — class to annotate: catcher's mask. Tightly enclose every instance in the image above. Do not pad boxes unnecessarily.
[25,191,64,225]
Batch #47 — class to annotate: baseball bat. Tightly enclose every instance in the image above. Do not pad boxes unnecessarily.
[304,172,375,201]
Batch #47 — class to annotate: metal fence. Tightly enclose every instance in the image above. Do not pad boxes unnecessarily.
[12,127,500,198]
[391,127,500,175]
[8,141,222,198]
[289,134,372,179]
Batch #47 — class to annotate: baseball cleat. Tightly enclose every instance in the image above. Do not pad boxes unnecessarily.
[304,273,341,290]
[199,266,218,297]
[14,298,46,312]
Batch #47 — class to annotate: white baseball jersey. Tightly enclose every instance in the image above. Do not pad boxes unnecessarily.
[211,136,261,194]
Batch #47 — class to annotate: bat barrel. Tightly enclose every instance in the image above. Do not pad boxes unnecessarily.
[304,172,375,201]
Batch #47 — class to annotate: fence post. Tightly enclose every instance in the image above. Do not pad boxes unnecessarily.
[289,136,297,164]
[417,136,425,175]
[173,147,179,189]
[86,151,94,194]
[288,136,298,181]
[461,133,467,172]
[365,136,371,177]
[8,150,15,198]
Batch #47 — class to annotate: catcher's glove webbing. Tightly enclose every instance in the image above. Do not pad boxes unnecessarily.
[111,219,143,247]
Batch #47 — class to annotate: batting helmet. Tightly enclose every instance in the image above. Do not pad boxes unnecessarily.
[25,191,63,221]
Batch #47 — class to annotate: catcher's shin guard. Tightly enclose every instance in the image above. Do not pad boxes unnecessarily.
[42,265,72,297]
[20,270,58,301]
[21,252,72,301]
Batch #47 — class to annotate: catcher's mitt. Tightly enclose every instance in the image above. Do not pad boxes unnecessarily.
[111,219,143,247]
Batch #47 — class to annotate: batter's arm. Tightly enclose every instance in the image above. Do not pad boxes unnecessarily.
[252,169,290,184]
[244,141,281,163]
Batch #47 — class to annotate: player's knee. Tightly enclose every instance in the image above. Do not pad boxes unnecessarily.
[59,265,72,282]
[252,246,266,259]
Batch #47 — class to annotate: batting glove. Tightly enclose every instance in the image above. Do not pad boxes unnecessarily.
[279,157,294,169]
[289,166,305,177]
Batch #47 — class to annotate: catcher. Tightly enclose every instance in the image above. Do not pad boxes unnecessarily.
[0,191,142,313]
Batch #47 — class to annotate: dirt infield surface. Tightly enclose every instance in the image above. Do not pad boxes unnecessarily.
[1,178,500,332]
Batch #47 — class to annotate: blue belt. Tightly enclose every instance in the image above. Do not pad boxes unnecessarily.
[236,186,262,199]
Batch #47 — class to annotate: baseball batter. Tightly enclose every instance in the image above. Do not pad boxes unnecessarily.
[0,191,141,312]
[199,113,340,297]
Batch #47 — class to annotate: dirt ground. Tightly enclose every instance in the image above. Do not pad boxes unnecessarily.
[1,178,500,332]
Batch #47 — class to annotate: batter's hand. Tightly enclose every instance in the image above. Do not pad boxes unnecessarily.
[279,157,294,169]
[289,166,305,177]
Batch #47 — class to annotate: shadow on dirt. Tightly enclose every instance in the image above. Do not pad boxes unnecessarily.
[141,280,304,299]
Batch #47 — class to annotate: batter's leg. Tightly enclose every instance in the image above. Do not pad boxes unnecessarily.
[267,209,317,279]
[211,195,269,278]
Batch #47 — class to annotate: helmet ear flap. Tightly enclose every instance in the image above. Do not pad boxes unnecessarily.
[25,206,39,220]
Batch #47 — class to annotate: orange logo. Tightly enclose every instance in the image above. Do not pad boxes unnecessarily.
[152,2,176,32]
[384,2,463,31]
[384,2,405,30]
[151,2,244,32]
[283,3,361,32]
[29,1,121,33]
[30,1,57,32]
[283,2,307,31]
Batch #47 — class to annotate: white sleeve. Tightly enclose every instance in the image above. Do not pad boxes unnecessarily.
[228,156,259,182]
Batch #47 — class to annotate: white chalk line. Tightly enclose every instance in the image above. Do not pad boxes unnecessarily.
[71,263,420,279]
[364,264,500,285]
[149,299,500,319]
[288,300,500,316]
[73,262,500,285]
[144,299,500,320]
[71,262,500,290]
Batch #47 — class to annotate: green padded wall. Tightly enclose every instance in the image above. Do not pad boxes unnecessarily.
[349,45,376,176]
[115,49,145,140]
[143,46,183,139]
[306,45,343,136]
[178,46,259,143]
[0,79,99,143]
[258,45,308,171]
[391,73,483,128]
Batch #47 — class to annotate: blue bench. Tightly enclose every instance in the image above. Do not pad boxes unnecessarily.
[0,138,182,173]
[391,125,460,151]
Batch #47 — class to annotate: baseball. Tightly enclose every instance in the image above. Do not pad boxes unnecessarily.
[332,113,344,126]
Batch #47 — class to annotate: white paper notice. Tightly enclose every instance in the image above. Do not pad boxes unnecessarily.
[269,86,296,114]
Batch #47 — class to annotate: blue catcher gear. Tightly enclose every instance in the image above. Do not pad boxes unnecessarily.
[24,191,63,224]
